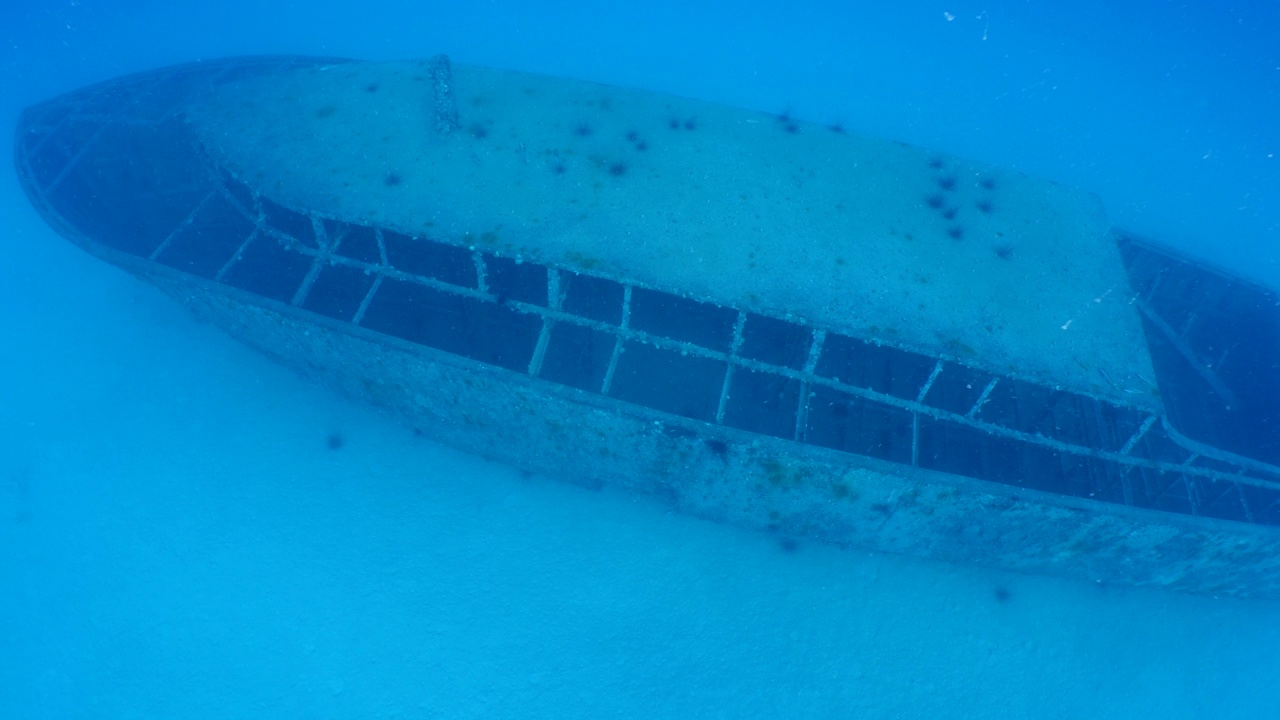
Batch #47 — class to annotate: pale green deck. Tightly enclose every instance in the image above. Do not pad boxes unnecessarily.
[189,59,1156,407]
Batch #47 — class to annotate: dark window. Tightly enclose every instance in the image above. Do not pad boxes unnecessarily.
[302,262,376,322]
[629,287,736,352]
[915,410,1140,506]
[45,120,206,259]
[383,232,476,288]
[609,340,726,423]
[805,387,913,464]
[486,254,547,307]
[1193,477,1249,523]
[262,198,315,249]
[562,272,624,325]
[1056,454,1127,504]
[1239,482,1280,526]
[815,333,935,400]
[977,380,1102,445]
[360,278,540,372]
[738,314,811,369]
[1091,402,1149,453]
[334,224,382,264]
[539,322,615,392]
[1130,468,1193,516]
[922,363,994,416]
[918,417,1025,486]
[153,193,255,278]
[220,235,313,304]
[221,174,256,215]
[1120,234,1280,465]
[723,369,801,439]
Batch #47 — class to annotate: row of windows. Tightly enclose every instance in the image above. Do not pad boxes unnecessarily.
[173,183,1155,447]
[161,181,1278,526]
[27,92,1280,529]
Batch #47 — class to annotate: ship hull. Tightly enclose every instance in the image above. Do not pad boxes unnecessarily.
[17,55,1280,599]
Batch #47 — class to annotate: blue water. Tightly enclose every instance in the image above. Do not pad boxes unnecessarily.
[2,2,1279,718]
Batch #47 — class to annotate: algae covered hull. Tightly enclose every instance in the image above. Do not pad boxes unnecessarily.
[15,56,1280,598]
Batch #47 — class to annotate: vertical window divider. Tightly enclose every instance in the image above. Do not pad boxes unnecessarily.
[529,317,552,379]
[601,285,632,396]
[911,414,920,467]
[795,329,826,443]
[1236,481,1256,523]
[351,274,383,326]
[311,216,330,254]
[967,377,998,419]
[374,228,389,267]
[1121,415,1162,453]
[547,268,562,311]
[473,251,488,294]
[148,190,215,262]
[917,360,944,404]
[1186,474,1201,516]
[291,256,324,307]
[715,311,747,425]
[215,228,259,282]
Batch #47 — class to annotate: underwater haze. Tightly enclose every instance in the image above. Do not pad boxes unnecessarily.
[2,1,1279,718]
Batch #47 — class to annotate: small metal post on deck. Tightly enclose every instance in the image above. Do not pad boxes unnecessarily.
[427,54,459,135]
